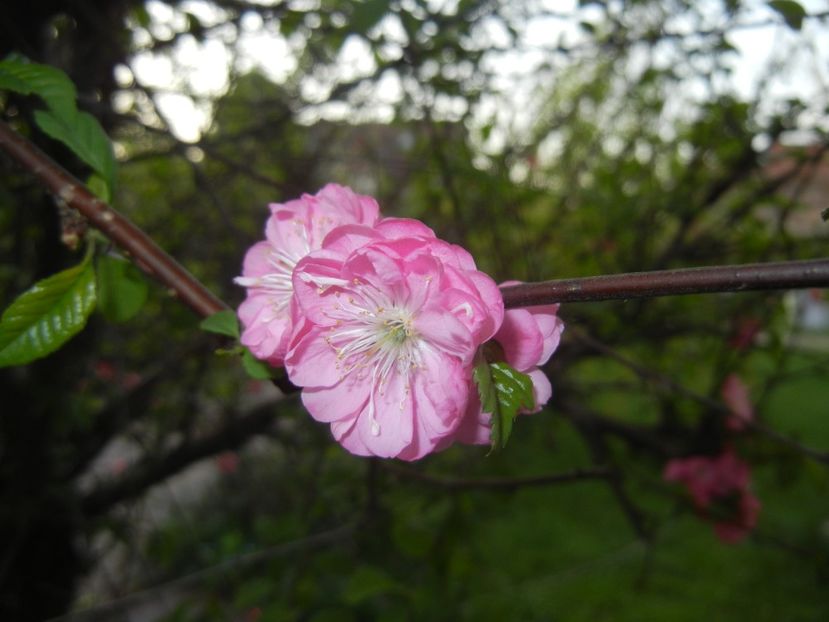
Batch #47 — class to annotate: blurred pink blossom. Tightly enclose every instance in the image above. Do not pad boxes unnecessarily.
[721,373,754,431]
[215,451,240,474]
[664,449,760,543]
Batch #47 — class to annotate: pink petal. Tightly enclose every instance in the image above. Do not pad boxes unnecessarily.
[355,370,414,458]
[284,326,344,388]
[375,217,436,240]
[531,306,564,364]
[415,310,474,363]
[495,308,543,372]
[301,376,370,423]
[526,368,552,412]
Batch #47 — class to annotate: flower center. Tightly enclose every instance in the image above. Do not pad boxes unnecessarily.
[325,292,423,436]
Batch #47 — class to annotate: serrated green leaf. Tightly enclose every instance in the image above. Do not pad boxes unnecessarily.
[474,358,535,451]
[200,309,240,338]
[768,0,806,30]
[0,260,96,367]
[34,109,117,194]
[0,57,77,120]
[242,349,276,379]
[96,255,148,323]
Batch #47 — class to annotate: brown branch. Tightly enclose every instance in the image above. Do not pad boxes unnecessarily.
[383,462,610,491]
[3,120,828,319]
[501,258,829,308]
[0,119,226,319]
[80,400,284,516]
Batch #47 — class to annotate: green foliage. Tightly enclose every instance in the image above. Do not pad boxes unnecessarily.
[96,254,148,323]
[200,309,240,338]
[240,349,276,380]
[350,0,390,35]
[33,109,117,195]
[0,55,77,119]
[768,0,807,30]
[0,56,117,195]
[474,358,535,450]
[0,256,96,366]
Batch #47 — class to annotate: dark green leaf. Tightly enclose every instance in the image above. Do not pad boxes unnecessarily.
[0,259,96,367]
[768,0,807,30]
[34,109,117,194]
[242,349,276,380]
[343,565,399,605]
[473,358,535,451]
[351,0,389,35]
[0,57,77,120]
[96,255,149,323]
[200,309,240,339]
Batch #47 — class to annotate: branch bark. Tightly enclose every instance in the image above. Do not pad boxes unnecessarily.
[0,120,226,319]
[500,259,829,308]
[1,119,827,316]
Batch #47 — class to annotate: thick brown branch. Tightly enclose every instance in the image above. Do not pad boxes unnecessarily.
[501,258,829,308]
[0,120,226,318]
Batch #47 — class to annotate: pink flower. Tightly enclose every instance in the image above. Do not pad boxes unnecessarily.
[664,449,760,543]
[451,283,564,446]
[721,373,754,431]
[285,218,503,460]
[728,317,761,351]
[215,451,240,474]
[235,184,380,365]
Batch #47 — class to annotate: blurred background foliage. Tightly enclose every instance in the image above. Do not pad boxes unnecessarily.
[1,0,829,620]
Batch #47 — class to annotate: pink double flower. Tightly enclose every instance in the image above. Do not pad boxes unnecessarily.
[236,184,563,459]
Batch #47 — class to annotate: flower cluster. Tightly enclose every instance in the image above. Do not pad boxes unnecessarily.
[236,184,563,460]
[663,449,760,543]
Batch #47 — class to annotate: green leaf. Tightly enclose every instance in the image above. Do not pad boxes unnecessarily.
[473,358,535,451]
[86,173,110,203]
[241,349,276,380]
[768,0,807,30]
[351,0,389,35]
[200,309,240,339]
[343,565,399,605]
[0,57,77,120]
[34,109,117,194]
[96,255,148,323]
[0,260,96,367]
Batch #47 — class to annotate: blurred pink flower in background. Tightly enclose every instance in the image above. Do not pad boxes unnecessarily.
[728,317,762,351]
[721,373,754,432]
[664,449,760,543]
[235,184,380,366]
[215,451,240,475]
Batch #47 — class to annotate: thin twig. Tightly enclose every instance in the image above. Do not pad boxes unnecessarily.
[47,523,357,622]
[500,258,829,308]
[383,462,610,491]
